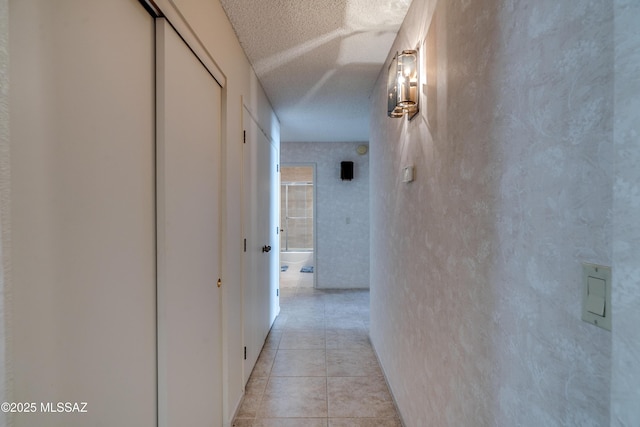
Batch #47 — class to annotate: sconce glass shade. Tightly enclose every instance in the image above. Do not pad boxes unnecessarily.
[387,54,404,118]
[387,49,419,119]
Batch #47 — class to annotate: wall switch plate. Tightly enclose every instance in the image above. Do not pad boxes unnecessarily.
[581,263,611,331]
[402,165,414,183]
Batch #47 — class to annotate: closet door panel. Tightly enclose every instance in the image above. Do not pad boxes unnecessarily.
[156,18,223,427]
[9,1,157,426]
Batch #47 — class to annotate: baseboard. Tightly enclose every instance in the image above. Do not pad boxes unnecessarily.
[226,391,244,427]
[370,335,408,427]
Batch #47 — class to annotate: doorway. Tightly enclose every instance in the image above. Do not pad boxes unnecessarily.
[280,165,316,288]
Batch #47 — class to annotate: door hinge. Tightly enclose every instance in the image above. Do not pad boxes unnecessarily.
[217,278,222,288]
[277,289,279,297]
[243,130,246,144]
[244,238,247,252]
[244,346,247,360]
[277,164,279,172]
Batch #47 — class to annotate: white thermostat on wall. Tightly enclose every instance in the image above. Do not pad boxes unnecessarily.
[402,165,414,183]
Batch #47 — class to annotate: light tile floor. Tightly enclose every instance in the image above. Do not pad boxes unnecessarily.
[232,287,403,427]
[279,263,314,288]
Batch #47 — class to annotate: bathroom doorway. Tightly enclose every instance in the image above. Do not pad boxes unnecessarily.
[280,164,315,288]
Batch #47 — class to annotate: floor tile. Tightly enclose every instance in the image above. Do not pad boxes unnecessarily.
[324,316,365,330]
[259,377,327,418]
[328,419,402,427]
[263,330,283,350]
[296,288,323,296]
[271,314,288,330]
[325,328,372,350]
[235,394,262,419]
[245,376,268,396]
[252,349,276,377]
[232,419,254,427]
[253,418,328,427]
[285,301,325,311]
[324,304,364,316]
[279,330,326,349]
[327,348,382,377]
[271,349,327,377]
[280,288,297,297]
[285,315,326,330]
[327,376,397,418]
[233,288,401,426]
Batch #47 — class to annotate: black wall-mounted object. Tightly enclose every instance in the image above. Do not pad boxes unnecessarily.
[340,161,354,181]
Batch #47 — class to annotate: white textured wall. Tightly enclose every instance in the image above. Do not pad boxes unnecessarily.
[370,0,613,425]
[282,141,369,289]
[0,0,9,425]
[612,0,640,425]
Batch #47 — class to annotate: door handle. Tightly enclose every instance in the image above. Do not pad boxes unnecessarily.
[262,245,271,253]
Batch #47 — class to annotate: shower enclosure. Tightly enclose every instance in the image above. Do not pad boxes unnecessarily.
[280,165,315,286]
[281,181,313,251]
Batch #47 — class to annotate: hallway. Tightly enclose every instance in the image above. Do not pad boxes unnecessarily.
[233,287,402,426]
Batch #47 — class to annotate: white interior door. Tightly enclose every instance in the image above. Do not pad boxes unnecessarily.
[256,126,271,340]
[242,111,260,384]
[242,110,278,385]
[260,138,279,328]
[156,18,223,427]
[269,142,281,324]
[9,1,156,426]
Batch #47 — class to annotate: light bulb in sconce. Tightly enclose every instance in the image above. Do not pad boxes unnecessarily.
[398,51,417,107]
[387,49,419,119]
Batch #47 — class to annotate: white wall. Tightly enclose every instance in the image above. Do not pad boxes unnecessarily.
[370,0,614,425]
[282,141,369,289]
[611,0,640,424]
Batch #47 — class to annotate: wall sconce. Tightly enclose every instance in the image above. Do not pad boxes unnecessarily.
[387,49,419,119]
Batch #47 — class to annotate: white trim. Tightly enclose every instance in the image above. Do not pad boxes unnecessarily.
[227,392,244,427]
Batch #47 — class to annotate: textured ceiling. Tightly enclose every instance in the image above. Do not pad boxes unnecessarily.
[219,0,412,142]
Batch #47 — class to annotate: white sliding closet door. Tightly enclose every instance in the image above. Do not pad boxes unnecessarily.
[9,1,157,426]
[156,19,223,427]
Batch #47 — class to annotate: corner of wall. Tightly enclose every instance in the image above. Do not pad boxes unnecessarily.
[611,1,640,424]
[0,0,11,424]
